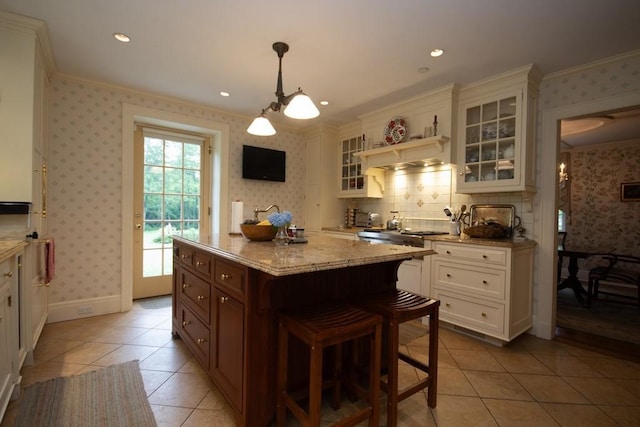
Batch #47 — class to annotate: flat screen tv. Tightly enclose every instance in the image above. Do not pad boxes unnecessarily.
[242,145,286,182]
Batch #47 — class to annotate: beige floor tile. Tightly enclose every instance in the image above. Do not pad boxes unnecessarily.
[150,404,193,427]
[127,328,174,346]
[139,369,174,396]
[19,360,87,387]
[512,373,590,404]
[138,345,192,371]
[540,402,619,427]
[490,351,555,375]
[534,354,604,377]
[612,378,640,399]
[577,356,640,379]
[50,341,121,364]
[430,394,498,426]
[31,337,85,361]
[464,371,532,401]
[598,405,640,426]
[182,408,236,427]
[148,372,214,408]
[439,328,492,350]
[506,335,573,356]
[111,311,168,328]
[437,367,478,397]
[89,325,150,344]
[92,344,160,366]
[449,349,505,372]
[395,392,438,426]
[563,377,640,405]
[197,389,233,412]
[483,399,560,426]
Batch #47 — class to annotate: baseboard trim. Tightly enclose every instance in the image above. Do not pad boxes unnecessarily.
[47,295,124,323]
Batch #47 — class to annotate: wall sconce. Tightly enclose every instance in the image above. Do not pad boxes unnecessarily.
[559,162,569,189]
[246,42,319,136]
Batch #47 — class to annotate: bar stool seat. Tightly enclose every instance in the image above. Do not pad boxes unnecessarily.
[277,303,383,427]
[358,289,439,427]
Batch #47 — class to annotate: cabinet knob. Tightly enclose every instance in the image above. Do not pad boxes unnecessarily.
[481,312,487,317]
[197,338,206,344]
[220,296,228,303]
[182,283,189,289]
[197,295,205,301]
[220,273,230,281]
[446,250,451,255]
[181,254,189,259]
[482,280,488,284]
[3,271,13,278]
[182,320,191,327]
[482,255,488,259]
[445,303,451,308]
[459,172,464,176]
[196,261,204,267]
[446,273,451,278]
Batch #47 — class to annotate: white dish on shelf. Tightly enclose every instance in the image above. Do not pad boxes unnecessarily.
[384,116,407,145]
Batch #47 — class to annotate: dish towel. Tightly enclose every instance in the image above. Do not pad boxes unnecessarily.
[45,238,55,284]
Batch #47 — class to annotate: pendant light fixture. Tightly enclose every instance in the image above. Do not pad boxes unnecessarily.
[246,42,319,136]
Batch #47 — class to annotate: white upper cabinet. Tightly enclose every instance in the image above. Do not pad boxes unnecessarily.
[456,65,542,194]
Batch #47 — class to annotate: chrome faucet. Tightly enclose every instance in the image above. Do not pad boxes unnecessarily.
[253,204,280,222]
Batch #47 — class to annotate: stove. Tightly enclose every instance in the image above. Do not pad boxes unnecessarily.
[358,229,446,247]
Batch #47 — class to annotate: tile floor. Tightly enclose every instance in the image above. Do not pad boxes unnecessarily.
[2,296,640,426]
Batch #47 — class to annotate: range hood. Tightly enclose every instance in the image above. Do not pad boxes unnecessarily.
[356,135,451,171]
[0,202,31,215]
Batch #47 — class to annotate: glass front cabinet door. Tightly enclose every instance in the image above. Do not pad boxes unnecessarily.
[456,65,540,194]
[338,135,383,198]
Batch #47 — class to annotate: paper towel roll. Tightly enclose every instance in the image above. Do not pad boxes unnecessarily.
[230,201,243,234]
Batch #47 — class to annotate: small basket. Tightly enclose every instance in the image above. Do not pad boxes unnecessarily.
[240,224,277,241]
[463,224,509,239]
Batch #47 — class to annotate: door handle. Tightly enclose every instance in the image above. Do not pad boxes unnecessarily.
[136,224,142,229]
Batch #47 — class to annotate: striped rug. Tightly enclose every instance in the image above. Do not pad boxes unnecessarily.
[15,360,156,426]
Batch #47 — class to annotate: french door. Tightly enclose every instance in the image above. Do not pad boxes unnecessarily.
[133,126,210,299]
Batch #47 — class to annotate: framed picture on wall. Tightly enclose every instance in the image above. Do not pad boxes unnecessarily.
[620,182,640,202]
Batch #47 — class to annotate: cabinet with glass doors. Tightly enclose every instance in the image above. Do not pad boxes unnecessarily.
[338,135,383,198]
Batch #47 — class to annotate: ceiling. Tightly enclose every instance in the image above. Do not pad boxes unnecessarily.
[2,0,640,142]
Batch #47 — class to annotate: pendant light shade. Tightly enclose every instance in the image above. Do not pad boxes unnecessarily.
[247,115,276,136]
[284,91,320,119]
[246,42,319,136]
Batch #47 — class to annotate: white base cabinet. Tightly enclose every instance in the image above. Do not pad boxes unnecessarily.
[431,241,534,342]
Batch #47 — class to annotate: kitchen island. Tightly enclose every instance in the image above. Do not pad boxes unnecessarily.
[171,234,435,427]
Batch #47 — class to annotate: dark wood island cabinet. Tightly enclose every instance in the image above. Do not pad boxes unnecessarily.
[172,235,434,426]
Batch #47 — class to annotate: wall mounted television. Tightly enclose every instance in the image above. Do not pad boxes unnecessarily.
[242,145,286,182]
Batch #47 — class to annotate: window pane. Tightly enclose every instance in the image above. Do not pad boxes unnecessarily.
[144,195,163,220]
[163,248,174,275]
[184,221,199,240]
[143,249,163,277]
[144,166,163,193]
[143,221,163,249]
[184,143,201,169]
[164,140,183,167]
[183,170,200,195]
[144,137,164,165]
[164,195,182,220]
[164,167,183,194]
[184,196,200,220]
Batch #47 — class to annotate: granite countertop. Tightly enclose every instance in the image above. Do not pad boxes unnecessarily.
[0,239,29,262]
[321,226,365,234]
[424,234,537,248]
[174,234,435,277]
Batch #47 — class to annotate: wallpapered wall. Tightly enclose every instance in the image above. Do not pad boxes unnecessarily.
[567,141,640,262]
[48,78,306,303]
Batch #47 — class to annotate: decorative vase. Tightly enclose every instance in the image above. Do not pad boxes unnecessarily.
[273,225,290,246]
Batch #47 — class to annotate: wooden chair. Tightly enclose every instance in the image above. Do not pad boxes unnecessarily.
[357,289,439,427]
[587,254,640,309]
[276,303,382,427]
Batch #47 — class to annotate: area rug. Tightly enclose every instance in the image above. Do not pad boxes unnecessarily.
[15,360,156,427]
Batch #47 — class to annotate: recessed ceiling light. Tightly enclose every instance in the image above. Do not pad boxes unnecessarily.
[220,91,230,97]
[430,48,444,57]
[320,101,329,106]
[418,67,430,74]
[113,33,131,43]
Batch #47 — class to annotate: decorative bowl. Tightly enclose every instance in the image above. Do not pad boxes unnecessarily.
[240,224,277,241]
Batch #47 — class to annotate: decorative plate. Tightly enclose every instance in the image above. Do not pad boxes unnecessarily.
[384,116,407,145]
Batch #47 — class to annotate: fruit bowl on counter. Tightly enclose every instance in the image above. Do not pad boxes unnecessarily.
[240,223,277,241]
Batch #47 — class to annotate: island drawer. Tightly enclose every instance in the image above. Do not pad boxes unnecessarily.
[433,289,505,336]
[194,250,213,278]
[433,242,507,266]
[176,243,195,267]
[179,306,210,369]
[214,259,246,296]
[433,260,506,300]
[179,269,211,323]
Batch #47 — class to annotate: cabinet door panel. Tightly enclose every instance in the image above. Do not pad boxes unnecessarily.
[433,261,506,299]
[212,287,244,410]
[434,290,504,335]
[180,270,211,324]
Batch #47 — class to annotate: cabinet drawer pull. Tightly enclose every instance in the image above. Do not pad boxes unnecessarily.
[196,261,204,267]
[3,271,13,278]
[481,312,487,317]
[220,273,231,281]
[445,303,451,308]
[446,273,451,278]
[182,320,191,327]
[182,283,190,289]
[197,295,205,301]
[482,255,488,259]
[219,296,228,303]
[197,338,206,344]
[446,250,451,255]
[181,254,189,259]
[482,280,488,284]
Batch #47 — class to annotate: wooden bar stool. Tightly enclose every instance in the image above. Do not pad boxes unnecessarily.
[358,289,439,427]
[276,303,383,427]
